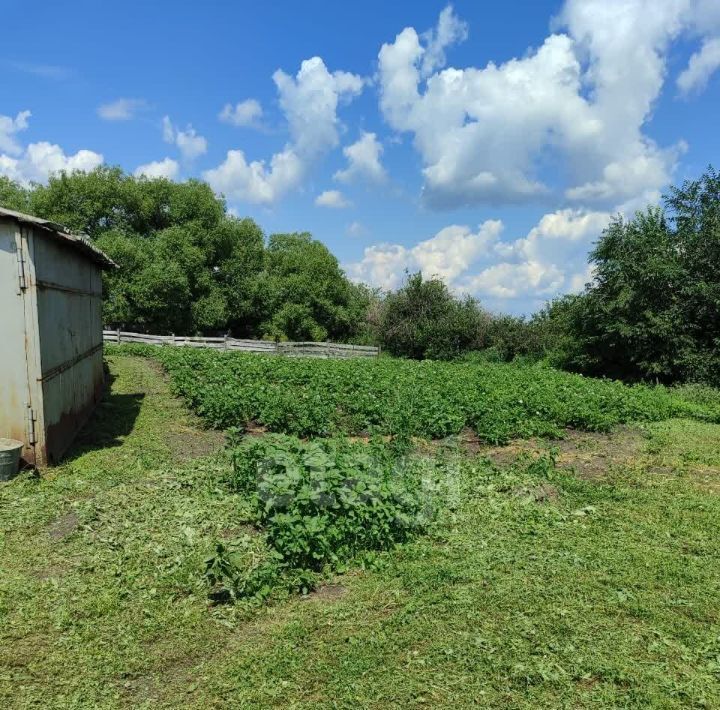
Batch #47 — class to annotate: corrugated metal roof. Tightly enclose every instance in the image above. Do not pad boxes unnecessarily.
[0,207,117,269]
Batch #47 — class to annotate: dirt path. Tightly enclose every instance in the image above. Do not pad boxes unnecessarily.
[52,354,225,477]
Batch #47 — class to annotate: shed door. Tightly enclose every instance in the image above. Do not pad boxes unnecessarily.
[0,220,39,464]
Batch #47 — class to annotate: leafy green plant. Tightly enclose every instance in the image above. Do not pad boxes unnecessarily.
[230,435,434,573]
[203,536,280,602]
[108,344,720,443]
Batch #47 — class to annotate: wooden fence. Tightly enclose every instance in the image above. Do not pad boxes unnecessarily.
[103,330,379,359]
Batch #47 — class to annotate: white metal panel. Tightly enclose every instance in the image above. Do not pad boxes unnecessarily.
[0,218,41,464]
[32,229,105,464]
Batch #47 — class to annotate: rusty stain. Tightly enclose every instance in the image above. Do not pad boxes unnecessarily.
[5,421,35,467]
[44,373,105,465]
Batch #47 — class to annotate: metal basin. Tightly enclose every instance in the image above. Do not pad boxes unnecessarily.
[0,438,23,481]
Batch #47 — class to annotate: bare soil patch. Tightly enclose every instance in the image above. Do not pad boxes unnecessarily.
[553,426,645,479]
[219,524,257,539]
[480,425,646,480]
[165,426,226,461]
[244,422,269,437]
[47,511,79,540]
[137,357,226,461]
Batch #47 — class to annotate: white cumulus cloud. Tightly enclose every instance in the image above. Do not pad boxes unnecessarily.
[1,112,103,185]
[346,220,503,290]
[459,209,610,302]
[219,99,263,127]
[420,4,469,78]
[0,141,103,185]
[134,157,180,179]
[97,98,147,121]
[162,116,207,160]
[677,37,720,94]
[202,147,304,205]
[377,2,710,210]
[204,57,365,204]
[274,58,365,157]
[315,189,352,208]
[334,132,387,184]
[0,110,31,155]
[346,208,611,308]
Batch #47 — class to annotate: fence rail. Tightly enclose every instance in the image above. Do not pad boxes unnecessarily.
[103,329,379,358]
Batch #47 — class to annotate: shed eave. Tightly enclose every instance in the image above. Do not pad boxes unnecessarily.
[0,207,118,269]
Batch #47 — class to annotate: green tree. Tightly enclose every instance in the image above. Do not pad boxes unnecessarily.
[97,216,266,335]
[260,233,367,341]
[665,166,720,383]
[377,272,484,360]
[549,167,720,385]
[24,166,264,334]
[0,176,30,212]
[1,166,371,341]
[28,166,136,236]
[27,167,225,238]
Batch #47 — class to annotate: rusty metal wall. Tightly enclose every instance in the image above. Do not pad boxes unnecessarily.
[32,229,105,465]
[0,218,36,463]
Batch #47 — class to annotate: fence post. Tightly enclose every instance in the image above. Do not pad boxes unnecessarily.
[224,334,228,351]
[171,333,175,346]
[116,327,121,344]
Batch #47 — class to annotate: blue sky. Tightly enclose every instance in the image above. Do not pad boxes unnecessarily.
[2,0,719,314]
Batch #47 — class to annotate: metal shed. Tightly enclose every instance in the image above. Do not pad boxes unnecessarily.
[0,207,116,468]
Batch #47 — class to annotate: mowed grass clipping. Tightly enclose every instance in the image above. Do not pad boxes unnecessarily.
[1,356,719,708]
[109,344,720,442]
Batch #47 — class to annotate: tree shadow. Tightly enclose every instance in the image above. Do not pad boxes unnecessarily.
[60,370,144,464]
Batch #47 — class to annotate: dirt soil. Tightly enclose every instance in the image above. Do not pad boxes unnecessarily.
[47,511,79,540]
[303,583,348,601]
[164,426,226,462]
[479,425,646,480]
[139,358,226,461]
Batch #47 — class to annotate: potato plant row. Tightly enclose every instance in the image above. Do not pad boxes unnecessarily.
[121,346,720,443]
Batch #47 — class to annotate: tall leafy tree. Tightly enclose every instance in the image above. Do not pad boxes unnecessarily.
[0,167,369,341]
[260,233,369,341]
[0,176,30,212]
[549,167,720,384]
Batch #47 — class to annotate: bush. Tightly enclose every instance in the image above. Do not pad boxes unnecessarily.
[482,315,552,362]
[377,272,487,360]
[229,435,432,573]
[203,536,281,602]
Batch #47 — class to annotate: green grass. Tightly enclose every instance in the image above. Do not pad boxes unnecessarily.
[1,355,719,708]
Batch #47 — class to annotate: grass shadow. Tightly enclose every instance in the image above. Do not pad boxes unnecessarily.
[60,370,145,463]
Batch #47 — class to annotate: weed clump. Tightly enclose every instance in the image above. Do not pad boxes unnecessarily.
[205,435,435,600]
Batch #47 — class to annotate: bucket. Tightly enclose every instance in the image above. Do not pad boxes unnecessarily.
[0,438,23,481]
